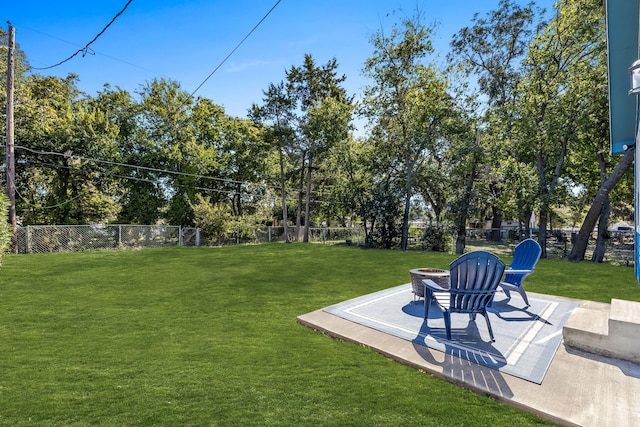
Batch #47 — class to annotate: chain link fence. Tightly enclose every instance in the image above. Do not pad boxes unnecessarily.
[442,227,634,265]
[13,224,364,254]
[11,224,634,266]
[197,226,364,246]
[15,225,201,254]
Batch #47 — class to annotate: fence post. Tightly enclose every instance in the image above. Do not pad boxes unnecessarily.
[118,225,122,247]
[26,225,30,254]
[196,228,200,247]
[179,226,183,246]
[268,226,271,242]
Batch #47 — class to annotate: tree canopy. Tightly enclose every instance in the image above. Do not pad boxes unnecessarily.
[0,1,631,261]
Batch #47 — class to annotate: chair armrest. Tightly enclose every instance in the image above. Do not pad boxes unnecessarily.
[505,269,533,274]
[422,278,447,292]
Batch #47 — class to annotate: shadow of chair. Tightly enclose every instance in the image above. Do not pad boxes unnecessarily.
[423,251,505,342]
[499,238,542,308]
[411,312,513,398]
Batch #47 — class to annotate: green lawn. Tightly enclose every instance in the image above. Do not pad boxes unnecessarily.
[0,244,637,426]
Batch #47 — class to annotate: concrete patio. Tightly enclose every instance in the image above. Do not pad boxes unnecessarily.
[298,292,640,426]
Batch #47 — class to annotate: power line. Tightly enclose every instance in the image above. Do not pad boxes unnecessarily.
[32,0,134,70]
[20,159,242,197]
[14,177,85,210]
[14,159,234,211]
[15,22,161,76]
[11,145,320,202]
[15,145,248,186]
[186,0,282,101]
[16,151,305,203]
[19,0,281,119]
[19,159,295,206]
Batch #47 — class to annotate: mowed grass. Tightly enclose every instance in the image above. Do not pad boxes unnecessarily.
[0,244,637,426]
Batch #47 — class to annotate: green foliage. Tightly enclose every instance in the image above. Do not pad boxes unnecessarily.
[514,0,608,255]
[0,1,629,266]
[191,195,266,244]
[228,213,267,243]
[447,0,545,246]
[449,0,539,109]
[14,75,121,224]
[92,85,165,225]
[9,74,270,227]
[362,10,466,250]
[192,196,233,242]
[284,54,353,241]
[420,225,451,252]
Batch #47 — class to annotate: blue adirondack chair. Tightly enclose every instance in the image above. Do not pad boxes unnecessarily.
[423,251,505,342]
[499,238,542,308]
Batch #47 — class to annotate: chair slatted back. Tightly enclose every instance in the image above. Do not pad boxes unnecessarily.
[448,251,505,314]
[504,239,542,286]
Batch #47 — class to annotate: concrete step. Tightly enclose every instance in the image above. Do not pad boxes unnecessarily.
[563,305,610,354]
[563,299,640,363]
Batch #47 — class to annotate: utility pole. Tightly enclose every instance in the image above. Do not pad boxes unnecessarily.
[6,23,17,252]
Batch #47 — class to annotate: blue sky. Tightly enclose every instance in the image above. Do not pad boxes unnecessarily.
[5,0,554,122]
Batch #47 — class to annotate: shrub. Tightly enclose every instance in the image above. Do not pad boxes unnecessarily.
[192,195,265,244]
[421,225,450,252]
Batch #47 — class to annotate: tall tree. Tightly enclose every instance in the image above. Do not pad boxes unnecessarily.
[286,54,352,242]
[559,0,633,262]
[16,74,120,224]
[518,0,606,257]
[213,114,267,218]
[92,84,165,224]
[449,130,483,254]
[362,10,455,251]
[250,82,295,241]
[137,78,199,226]
[449,0,542,241]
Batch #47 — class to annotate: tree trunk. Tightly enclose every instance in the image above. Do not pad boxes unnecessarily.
[400,164,413,251]
[455,232,466,254]
[535,121,569,259]
[365,218,375,248]
[537,211,548,258]
[294,203,302,241]
[592,149,613,262]
[303,156,313,243]
[278,148,289,242]
[233,183,243,217]
[567,150,633,261]
[456,194,474,254]
[455,144,479,254]
[58,168,71,223]
[591,196,610,262]
[295,193,303,242]
[294,162,306,242]
[489,206,503,242]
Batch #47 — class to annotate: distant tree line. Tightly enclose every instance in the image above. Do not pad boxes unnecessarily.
[0,0,631,261]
